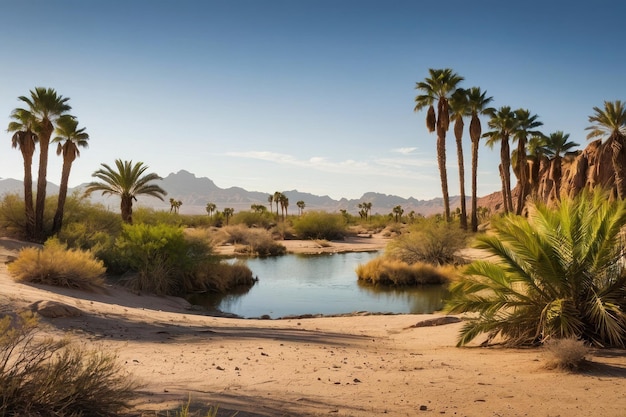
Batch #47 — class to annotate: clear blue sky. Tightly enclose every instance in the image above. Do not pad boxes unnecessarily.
[1,1,624,200]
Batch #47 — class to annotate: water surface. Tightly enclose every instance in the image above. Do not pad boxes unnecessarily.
[190,251,447,318]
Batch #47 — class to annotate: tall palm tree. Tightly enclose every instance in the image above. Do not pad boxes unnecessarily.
[586,100,626,199]
[449,89,470,229]
[7,108,38,238]
[50,115,89,234]
[296,200,305,215]
[466,87,493,232]
[14,88,71,239]
[512,109,543,214]
[484,106,518,213]
[223,207,234,225]
[84,159,167,223]
[539,131,580,201]
[206,202,217,218]
[414,68,464,222]
[273,191,282,217]
[447,189,626,347]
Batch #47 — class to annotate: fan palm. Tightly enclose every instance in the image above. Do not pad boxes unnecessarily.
[484,106,518,213]
[512,109,543,214]
[15,88,71,239]
[466,87,493,232]
[449,89,470,230]
[7,108,38,238]
[51,115,89,233]
[84,160,167,223]
[539,131,580,201]
[447,188,626,347]
[206,202,217,218]
[414,68,464,222]
[586,100,626,199]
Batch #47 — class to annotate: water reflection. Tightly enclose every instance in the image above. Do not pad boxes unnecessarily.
[190,251,448,318]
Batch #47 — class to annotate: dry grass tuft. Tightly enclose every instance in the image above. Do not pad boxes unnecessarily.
[8,237,106,291]
[356,257,456,286]
[543,338,590,371]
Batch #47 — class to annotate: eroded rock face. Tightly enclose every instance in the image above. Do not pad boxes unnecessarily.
[29,300,82,318]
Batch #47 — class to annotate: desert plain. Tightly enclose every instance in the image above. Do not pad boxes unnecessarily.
[1,236,626,417]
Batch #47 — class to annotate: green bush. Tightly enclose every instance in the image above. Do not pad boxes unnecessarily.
[114,223,255,295]
[446,189,626,347]
[0,312,140,416]
[8,237,106,290]
[292,211,348,240]
[231,210,275,228]
[356,257,454,286]
[386,219,467,265]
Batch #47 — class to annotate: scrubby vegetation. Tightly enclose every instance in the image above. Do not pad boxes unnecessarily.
[8,237,106,290]
[212,225,286,256]
[386,218,468,265]
[542,338,590,371]
[356,257,455,286]
[446,189,626,347]
[0,312,140,416]
[292,211,348,240]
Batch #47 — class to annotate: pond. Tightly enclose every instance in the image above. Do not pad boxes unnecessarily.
[189,251,449,318]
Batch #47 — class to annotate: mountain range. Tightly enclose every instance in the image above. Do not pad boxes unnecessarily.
[0,170,473,217]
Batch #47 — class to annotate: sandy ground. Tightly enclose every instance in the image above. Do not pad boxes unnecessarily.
[1,237,626,416]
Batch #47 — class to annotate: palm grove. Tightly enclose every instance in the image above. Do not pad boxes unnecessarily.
[415,68,626,347]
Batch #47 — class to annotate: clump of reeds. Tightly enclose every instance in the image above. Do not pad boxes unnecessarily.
[356,257,455,286]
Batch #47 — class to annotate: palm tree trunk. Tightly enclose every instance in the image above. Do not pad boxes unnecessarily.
[454,119,467,229]
[469,116,481,233]
[436,126,451,221]
[610,136,626,200]
[34,120,54,241]
[515,137,528,215]
[121,195,134,224]
[52,156,74,234]
[21,148,35,239]
[501,136,513,213]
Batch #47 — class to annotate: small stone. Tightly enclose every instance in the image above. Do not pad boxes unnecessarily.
[420,405,428,411]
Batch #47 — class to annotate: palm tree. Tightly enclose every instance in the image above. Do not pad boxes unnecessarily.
[14,88,71,239]
[586,100,626,199]
[466,87,493,232]
[539,131,580,201]
[512,109,543,215]
[449,88,470,229]
[223,207,234,225]
[273,191,282,217]
[7,108,38,238]
[358,202,372,221]
[414,68,464,222]
[206,202,217,218]
[279,194,289,220]
[297,200,305,215]
[484,106,518,213]
[51,115,89,234]
[392,205,404,222]
[447,189,626,347]
[84,159,167,223]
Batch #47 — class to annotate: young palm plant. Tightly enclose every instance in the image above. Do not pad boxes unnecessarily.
[447,189,626,347]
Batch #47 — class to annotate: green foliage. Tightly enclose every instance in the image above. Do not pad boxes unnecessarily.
[386,218,467,265]
[292,211,348,240]
[446,189,626,347]
[114,223,255,295]
[356,257,454,286]
[231,210,275,228]
[8,237,106,290]
[214,225,286,256]
[0,312,140,416]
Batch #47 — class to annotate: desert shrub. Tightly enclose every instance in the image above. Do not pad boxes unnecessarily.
[114,223,254,295]
[113,223,202,295]
[8,237,106,290]
[543,338,590,371]
[292,211,347,240]
[214,225,286,256]
[271,220,296,240]
[446,189,626,347]
[231,210,274,228]
[386,219,467,265]
[0,312,139,416]
[0,193,58,241]
[192,260,255,293]
[356,257,454,286]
